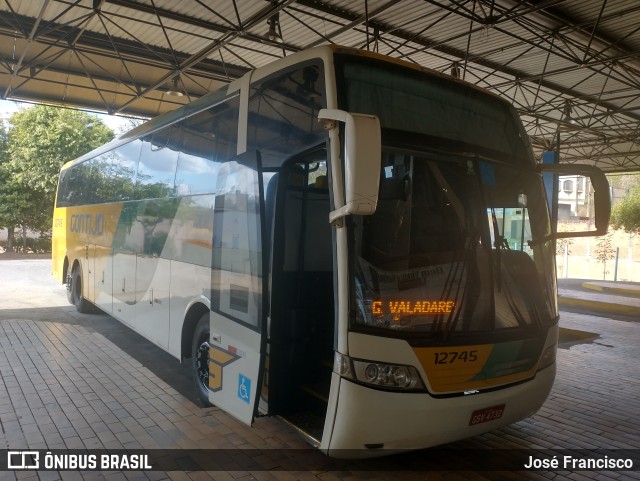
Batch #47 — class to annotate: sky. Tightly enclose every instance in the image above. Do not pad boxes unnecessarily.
[0,98,135,134]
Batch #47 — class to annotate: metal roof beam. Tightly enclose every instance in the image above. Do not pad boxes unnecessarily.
[0,11,249,81]
[2,0,51,99]
[113,0,298,114]
[104,0,299,55]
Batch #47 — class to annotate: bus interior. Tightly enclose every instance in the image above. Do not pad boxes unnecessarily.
[264,149,334,442]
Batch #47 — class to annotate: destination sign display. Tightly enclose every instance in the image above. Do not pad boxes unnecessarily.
[372,299,456,320]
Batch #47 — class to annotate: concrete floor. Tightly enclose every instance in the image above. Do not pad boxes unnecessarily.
[0,256,638,481]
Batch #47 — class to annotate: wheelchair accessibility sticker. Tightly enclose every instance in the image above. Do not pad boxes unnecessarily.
[238,373,251,404]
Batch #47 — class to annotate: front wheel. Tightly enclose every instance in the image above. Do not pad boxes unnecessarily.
[192,314,214,407]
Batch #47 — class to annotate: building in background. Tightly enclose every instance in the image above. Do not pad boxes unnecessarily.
[557,175,587,220]
[557,175,625,221]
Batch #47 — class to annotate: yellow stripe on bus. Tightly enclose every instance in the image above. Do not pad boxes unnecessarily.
[413,344,537,394]
[208,345,240,392]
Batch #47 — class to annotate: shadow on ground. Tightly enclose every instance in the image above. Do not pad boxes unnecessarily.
[2,304,200,406]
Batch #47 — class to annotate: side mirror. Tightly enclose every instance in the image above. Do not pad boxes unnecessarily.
[537,163,610,238]
[318,109,381,224]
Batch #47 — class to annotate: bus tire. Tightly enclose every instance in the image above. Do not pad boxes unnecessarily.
[192,314,214,407]
[71,267,92,314]
[66,266,74,305]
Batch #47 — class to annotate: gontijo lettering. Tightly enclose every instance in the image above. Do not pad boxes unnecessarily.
[70,213,104,236]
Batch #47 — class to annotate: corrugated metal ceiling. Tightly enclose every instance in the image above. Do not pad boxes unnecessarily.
[0,0,638,171]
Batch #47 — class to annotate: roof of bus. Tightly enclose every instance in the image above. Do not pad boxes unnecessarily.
[61,44,511,171]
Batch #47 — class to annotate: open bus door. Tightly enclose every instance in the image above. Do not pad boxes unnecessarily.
[207,151,267,425]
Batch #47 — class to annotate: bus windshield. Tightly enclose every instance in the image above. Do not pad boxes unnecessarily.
[337,55,556,340]
[352,152,556,338]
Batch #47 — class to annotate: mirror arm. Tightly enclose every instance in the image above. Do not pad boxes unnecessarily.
[328,205,350,224]
[318,108,381,226]
[318,109,345,226]
[318,108,351,125]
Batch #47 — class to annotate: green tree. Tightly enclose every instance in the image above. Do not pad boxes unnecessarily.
[611,183,640,235]
[0,105,113,249]
[0,118,21,250]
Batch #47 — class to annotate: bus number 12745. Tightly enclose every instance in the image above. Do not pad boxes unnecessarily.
[433,350,479,364]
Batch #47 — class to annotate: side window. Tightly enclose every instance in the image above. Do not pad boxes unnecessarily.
[67,162,91,205]
[212,153,263,329]
[563,179,573,194]
[56,168,71,207]
[92,153,117,203]
[57,159,104,206]
[174,95,239,196]
[136,126,180,199]
[247,61,326,168]
[110,139,141,202]
[85,156,113,204]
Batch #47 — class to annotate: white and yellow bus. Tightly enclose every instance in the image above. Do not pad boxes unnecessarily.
[52,45,610,456]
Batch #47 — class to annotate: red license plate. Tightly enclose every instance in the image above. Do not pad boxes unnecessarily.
[469,404,505,426]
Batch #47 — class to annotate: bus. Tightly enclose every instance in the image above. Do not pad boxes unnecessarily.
[52,45,610,457]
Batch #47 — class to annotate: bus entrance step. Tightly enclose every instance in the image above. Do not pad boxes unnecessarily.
[280,407,327,443]
[300,382,330,403]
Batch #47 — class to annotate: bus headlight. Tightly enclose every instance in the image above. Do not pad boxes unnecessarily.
[334,352,426,391]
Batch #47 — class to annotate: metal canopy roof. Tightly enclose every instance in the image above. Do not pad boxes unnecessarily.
[1,0,639,172]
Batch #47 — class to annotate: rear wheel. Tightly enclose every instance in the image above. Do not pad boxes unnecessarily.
[192,314,214,407]
[71,266,92,313]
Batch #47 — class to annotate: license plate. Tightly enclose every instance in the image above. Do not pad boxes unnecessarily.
[469,404,505,426]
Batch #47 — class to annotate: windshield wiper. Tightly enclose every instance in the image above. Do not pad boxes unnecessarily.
[490,207,509,292]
